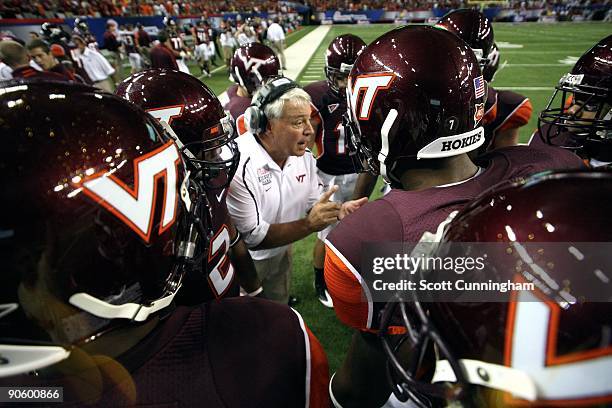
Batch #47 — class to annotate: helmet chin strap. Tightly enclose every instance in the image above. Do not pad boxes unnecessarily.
[378,109,398,184]
[0,345,71,378]
[432,359,537,402]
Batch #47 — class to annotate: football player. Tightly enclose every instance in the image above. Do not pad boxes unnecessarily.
[192,19,213,77]
[304,34,367,308]
[0,79,329,407]
[116,69,264,303]
[536,34,612,168]
[324,25,584,407]
[351,10,534,200]
[380,170,612,407]
[163,17,190,74]
[224,42,281,136]
[436,9,532,150]
[119,24,142,74]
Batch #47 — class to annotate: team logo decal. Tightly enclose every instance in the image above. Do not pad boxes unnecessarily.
[328,103,339,114]
[474,103,485,125]
[147,105,185,125]
[235,54,274,84]
[76,141,181,243]
[348,73,396,121]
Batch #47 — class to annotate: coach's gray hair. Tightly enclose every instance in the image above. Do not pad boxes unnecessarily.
[255,86,312,121]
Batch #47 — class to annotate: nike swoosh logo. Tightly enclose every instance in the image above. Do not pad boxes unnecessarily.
[216,189,225,202]
[265,187,271,192]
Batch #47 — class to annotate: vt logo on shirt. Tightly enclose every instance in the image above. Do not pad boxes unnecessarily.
[296,174,305,183]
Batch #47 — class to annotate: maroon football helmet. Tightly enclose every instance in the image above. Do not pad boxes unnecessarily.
[344,25,486,186]
[539,35,612,162]
[436,9,495,69]
[230,42,281,95]
[380,170,612,407]
[0,80,188,378]
[116,69,239,190]
[325,34,366,97]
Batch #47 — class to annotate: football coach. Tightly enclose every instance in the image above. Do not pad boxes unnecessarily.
[227,77,367,304]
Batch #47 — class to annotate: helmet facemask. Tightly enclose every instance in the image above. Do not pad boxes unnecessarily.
[162,114,240,190]
[326,62,353,97]
[539,73,612,158]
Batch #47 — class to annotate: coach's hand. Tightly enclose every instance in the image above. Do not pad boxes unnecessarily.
[339,197,368,220]
[306,185,341,232]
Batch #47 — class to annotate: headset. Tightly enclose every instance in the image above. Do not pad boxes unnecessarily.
[244,76,299,135]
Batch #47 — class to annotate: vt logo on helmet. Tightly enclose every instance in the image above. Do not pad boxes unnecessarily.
[116,69,240,191]
[230,43,281,96]
[0,80,189,378]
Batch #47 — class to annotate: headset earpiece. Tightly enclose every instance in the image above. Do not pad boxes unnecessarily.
[245,77,299,135]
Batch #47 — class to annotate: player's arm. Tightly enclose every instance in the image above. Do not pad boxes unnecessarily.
[493,92,533,148]
[351,172,378,200]
[331,331,393,408]
[227,222,263,296]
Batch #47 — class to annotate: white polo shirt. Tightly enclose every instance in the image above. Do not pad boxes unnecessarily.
[266,23,285,42]
[227,132,321,260]
[76,47,115,82]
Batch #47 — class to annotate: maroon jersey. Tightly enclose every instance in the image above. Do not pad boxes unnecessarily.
[194,26,209,45]
[305,80,355,175]
[121,30,137,54]
[169,34,185,54]
[103,30,120,52]
[135,29,151,47]
[49,62,76,81]
[176,184,241,305]
[0,298,330,407]
[150,44,179,70]
[481,86,532,151]
[224,84,251,137]
[325,144,585,331]
[10,66,71,81]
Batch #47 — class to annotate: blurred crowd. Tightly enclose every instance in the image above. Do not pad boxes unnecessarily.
[0,0,299,18]
[1,0,609,18]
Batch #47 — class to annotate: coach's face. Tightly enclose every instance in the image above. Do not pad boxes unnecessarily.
[268,100,313,159]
